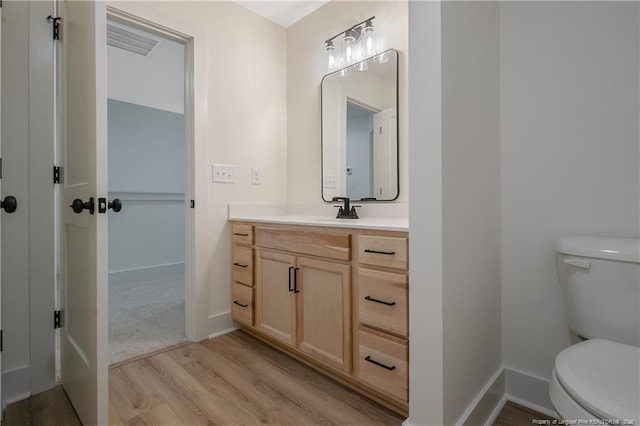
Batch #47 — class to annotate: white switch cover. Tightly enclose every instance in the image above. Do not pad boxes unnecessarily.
[251,168,263,185]
[212,164,235,183]
[323,174,337,189]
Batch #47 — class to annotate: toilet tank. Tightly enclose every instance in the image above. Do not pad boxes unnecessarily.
[555,236,640,346]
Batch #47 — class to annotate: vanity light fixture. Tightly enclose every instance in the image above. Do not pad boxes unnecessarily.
[324,16,378,74]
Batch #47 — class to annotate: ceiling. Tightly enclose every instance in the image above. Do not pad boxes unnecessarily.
[234,0,329,28]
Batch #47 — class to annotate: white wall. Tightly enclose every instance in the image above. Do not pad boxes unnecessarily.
[407,1,445,424]
[107,99,185,273]
[287,0,408,207]
[108,1,288,337]
[441,2,502,424]
[107,31,185,114]
[500,0,639,403]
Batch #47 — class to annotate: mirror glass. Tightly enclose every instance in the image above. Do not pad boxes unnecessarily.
[321,48,398,202]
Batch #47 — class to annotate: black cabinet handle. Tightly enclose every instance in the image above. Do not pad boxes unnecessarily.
[0,195,17,213]
[288,266,294,292]
[70,197,95,214]
[234,232,249,237]
[293,267,300,293]
[364,296,396,306]
[233,262,248,268]
[364,249,396,256]
[365,356,396,371]
[233,300,248,308]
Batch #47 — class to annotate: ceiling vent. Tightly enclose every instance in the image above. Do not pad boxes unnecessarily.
[107,23,159,56]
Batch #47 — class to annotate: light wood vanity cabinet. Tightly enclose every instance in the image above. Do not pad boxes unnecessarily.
[230,223,255,327]
[230,221,409,415]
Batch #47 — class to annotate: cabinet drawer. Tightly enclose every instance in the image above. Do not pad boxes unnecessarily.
[256,226,351,261]
[231,282,253,326]
[358,235,408,270]
[358,326,408,402]
[359,268,408,337]
[232,223,253,246]
[232,245,253,286]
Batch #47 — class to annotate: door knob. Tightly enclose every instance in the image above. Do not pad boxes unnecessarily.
[70,197,95,214]
[0,195,17,213]
[108,199,122,212]
[97,197,122,213]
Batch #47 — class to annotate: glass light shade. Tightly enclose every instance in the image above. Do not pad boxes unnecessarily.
[374,50,390,64]
[355,59,369,72]
[362,21,376,58]
[343,30,356,65]
[326,41,337,72]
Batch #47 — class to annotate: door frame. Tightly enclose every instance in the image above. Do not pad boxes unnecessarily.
[106,5,208,341]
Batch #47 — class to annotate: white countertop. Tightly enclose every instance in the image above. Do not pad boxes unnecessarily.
[228,214,408,232]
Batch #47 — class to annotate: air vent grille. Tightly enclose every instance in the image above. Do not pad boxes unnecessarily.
[107,23,158,56]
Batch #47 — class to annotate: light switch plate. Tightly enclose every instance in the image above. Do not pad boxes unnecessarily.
[323,174,337,189]
[212,164,235,183]
[251,168,263,185]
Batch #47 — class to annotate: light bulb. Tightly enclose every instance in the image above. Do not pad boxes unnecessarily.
[343,30,356,65]
[363,20,376,57]
[356,59,369,72]
[325,40,336,72]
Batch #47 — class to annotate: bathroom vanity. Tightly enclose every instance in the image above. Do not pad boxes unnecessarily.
[229,217,409,415]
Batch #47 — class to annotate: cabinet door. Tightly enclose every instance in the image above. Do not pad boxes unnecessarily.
[296,257,352,373]
[255,250,297,346]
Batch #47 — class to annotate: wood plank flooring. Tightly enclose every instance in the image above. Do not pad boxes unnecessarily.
[2,330,554,425]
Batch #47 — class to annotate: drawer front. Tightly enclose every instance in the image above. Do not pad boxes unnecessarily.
[232,245,253,286]
[231,282,254,326]
[232,223,253,246]
[358,235,408,270]
[358,327,408,402]
[359,268,408,337]
[255,226,351,261]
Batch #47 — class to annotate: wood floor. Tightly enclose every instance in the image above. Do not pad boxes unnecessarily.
[2,330,553,426]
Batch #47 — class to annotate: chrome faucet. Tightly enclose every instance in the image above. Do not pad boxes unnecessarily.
[332,197,359,219]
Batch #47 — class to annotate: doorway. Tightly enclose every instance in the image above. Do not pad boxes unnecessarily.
[106,17,189,364]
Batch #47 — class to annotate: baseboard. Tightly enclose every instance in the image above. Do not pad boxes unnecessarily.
[2,365,31,410]
[207,311,237,339]
[454,366,506,425]
[109,262,185,284]
[504,366,558,418]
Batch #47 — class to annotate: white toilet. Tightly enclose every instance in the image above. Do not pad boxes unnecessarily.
[551,236,639,422]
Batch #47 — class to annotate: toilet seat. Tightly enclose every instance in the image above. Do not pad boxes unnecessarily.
[552,339,639,421]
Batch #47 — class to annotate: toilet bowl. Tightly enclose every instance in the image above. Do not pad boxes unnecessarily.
[552,236,640,423]
[549,339,639,422]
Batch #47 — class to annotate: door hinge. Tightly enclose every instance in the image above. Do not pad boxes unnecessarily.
[190,200,195,209]
[54,310,61,329]
[1,329,3,352]
[46,16,61,41]
[0,157,3,179]
[53,166,61,184]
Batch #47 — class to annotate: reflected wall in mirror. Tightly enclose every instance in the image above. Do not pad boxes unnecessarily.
[322,48,398,202]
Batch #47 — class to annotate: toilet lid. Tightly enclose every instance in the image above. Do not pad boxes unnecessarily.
[555,339,640,421]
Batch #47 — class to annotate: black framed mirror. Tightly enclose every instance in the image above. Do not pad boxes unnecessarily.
[321,48,399,202]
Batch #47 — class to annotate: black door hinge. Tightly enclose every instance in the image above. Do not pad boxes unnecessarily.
[46,16,61,41]
[54,310,61,329]
[53,166,61,184]
[0,157,3,179]
[190,200,195,208]
[1,329,3,352]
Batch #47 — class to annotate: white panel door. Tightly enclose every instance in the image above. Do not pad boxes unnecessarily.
[58,0,108,424]
[373,108,398,199]
[0,3,4,414]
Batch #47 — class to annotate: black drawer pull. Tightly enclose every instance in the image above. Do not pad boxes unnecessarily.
[288,266,294,292]
[233,262,248,268]
[364,356,396,371]
[234,232,249,237]
[233,300,248,308]
[364,296,396,306]
[364,249,396,256]
[294,267,300,293]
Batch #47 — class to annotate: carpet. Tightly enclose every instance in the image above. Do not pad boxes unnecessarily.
[109,271,187,364]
